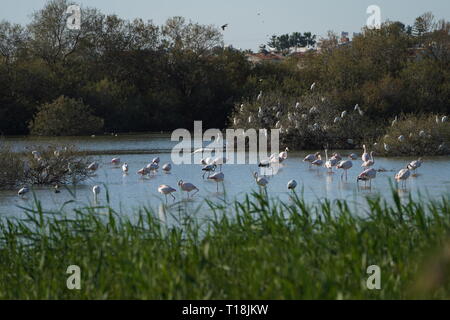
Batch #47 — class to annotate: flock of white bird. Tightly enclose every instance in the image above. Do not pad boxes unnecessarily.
[17,143,424,202]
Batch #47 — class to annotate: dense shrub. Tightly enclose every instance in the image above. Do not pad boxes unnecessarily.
[29,96,104,136]
[0,142,25,188]
[231,92,382,149]
[374,114,450,156]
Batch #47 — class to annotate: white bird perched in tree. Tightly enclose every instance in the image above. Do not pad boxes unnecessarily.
[158,185,176,203]
[111,158,120,165]
[202,164,217,179]
[341,110,347,118]
[407,158,423,175]
[18,186,29,197]
[395,168,411,189]
[122,163,129,173]
[253,172,269,188]
[348,153,358,160]
[392,116,398,127]
[287,179,297,191]
[240,104,245,112]
[309,106,318,114]
[295,102,300,109]
[362,151,375,168]
[257,91,263,101]
[152,157,160,164]
[398,135,405,143]
[337,160,353,180]
[162,163,172,173]
[92,185,100,202]
[178,180,199,198]
[362,145,370,163]
[310,82,316,91]
[88,162,99,172]
[354,104,359,111]
[208,172,224,192]
[334,117,341,123]
[384,143,390,152]
[442,116,448,123]
[357,168,377,189]
[419,130,426,138]
[248,116,252,123]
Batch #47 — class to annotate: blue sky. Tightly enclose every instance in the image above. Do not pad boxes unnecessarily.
[1,0,449,50]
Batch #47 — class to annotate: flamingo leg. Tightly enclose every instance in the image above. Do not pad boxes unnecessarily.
[171,193,176,202]
[192,189,199,197]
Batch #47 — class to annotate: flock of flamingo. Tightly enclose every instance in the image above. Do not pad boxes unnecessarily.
[17,143,424,203]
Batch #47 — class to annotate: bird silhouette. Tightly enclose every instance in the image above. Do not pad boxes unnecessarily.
[221,24,228,31]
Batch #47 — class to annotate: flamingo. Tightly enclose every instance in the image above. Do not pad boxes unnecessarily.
[152,157,160,164]
[208,172,224,192]
[392,116,398,127]
[213,157,227,171]
[158,185,176,203]
[304,152,320,168]
[162,163,172,173]
[178,180,199,198]
[361,145,370,163]
[310,82,316,91]
[202,164,217,179]
[137,167,150,176]
[324,149,338,173]
[122,163,129,174]
[287,179,297,191]
[357,168,377,189]
[253,172,269,190]
[279,147,289,161]
[362,151,375,168]
[18,187,29,197]
[395,168,411,189]
[147,162,159,174]
[54,184,61,194]
[111,158,120,165]
[92,185,100,202]
[407,158,423,175]
[337,160,353,180]
[348,153,358,160]
[88,162,99,172]
[311,155,323,168]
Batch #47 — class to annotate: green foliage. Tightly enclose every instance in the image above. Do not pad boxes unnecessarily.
[29,96,104,136]
[0,142,25,188]
[267,32,316,52]
[0,192,449,299]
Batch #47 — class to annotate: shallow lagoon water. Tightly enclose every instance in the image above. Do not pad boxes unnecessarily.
[0,134,449,219]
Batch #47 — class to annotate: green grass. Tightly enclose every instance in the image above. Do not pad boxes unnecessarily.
[0,191,449,299]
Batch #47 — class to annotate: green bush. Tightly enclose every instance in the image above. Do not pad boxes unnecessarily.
[374,114,450,156]
[29,96,104,136]
[0,141,25,188]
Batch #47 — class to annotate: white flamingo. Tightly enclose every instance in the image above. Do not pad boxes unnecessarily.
[158,185,176,203]
[279,147,289,161]
[357,168,377,189]
[92,185,101,202]
[88,162,99,172]
[407,158,423,175]
[337,160,353,180]
[287,179,297,191]
[253,172,269,190]
[361,145,370,163]
[152,157,160,164]
[324,149,339,173]
[178,180,199,198]
[137,167,150,177]
[348,153,358,160]
[147,162,159,174]
[162,163,172,173]
[362,151,375,168]
[311,155,323,168]
[208,172,224,192]
[111,158,120,165]
[213,157,227,171]
[395,168,411,189]
[304,152,320,168]
[202,164,217,179]
[122,163,129,174]
[18,186,29,197]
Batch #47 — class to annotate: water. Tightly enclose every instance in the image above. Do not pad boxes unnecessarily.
[1,134,449,218]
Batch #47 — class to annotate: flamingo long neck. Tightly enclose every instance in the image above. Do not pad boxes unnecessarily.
[325,149,329,162]
[370,151,374,162]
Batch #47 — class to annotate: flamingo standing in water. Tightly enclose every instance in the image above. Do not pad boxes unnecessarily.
[311,155,323,169]
[407,158,423,176]
[92,185,101,202]
[253,172,269,192]
[152,157,160,164]
[111,158,120,165]
[122,163,129,174]
[287,179,297,191]
[18,186,29,197]
[178,180,199,198]
[162,163,172,173]
[357,168,377,189]
[337,160,353,180]
[202,164,217,179]
[208,172,224,192]
[158,185,176,203]
[348,153,358,160]
[324,149,339,173]
[88,162,99,172]
[361,145,370,163]
[362,151,375,168]
[304,152,320,168]
[395,168,411,189]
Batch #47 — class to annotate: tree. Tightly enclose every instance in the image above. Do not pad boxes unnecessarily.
[29,96,104,135]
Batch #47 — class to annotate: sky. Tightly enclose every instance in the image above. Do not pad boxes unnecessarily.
[1,0,449,50]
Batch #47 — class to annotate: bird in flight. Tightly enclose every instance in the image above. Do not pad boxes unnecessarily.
[221,24,228,31]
